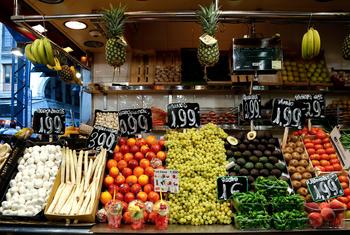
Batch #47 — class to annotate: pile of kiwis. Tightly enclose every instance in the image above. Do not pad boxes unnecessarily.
[283,136,315,201]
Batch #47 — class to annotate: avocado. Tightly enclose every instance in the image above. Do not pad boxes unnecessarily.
[279,175,289,181]
[264,132,272,138]
[233,164,241,173]
[234,151,242,158]
[244,162,254,170]
[247,144,256,150]
[239,144,247,151]
[250,169,259,177]
[270,169,282,177]
[264,150,272,156]
[268,138,276,144]
[264,162,274,170]
[252,139,260,145]
[236,158,246,166]
[229,172,237,176]
[230,146,239,152]
[227,157,235,163]
[272,149,281,157]
[253,150,263,157]
[257,144,266,151]
[239,168,249,176]
[260,139,268,144]
[259,156,269,164]
[242,139,250,145]
[249,156,259,163]
[236,132,245,140]
[267,175,276,180]
[259,169,269,177]
[248,175,255,183]
[267,144,275,151]
[224,142,231,150]
[242,150,252,158]
[226,150,234,158]
[255,162,264,169]
[268,156,279,164]
[275,162,286,171]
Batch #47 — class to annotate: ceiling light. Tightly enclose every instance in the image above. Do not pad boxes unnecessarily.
[32,24,47,33]
[63,47,74,53]
[64,21,87,30]
[75,72,81,79]
[11,47,23,57]
[39,0,64,4]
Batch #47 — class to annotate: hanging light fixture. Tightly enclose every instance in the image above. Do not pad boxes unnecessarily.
[64,21,87,30]
[11,47,23,57]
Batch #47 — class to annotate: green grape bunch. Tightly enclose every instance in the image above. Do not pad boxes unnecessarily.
[165,123,233,225]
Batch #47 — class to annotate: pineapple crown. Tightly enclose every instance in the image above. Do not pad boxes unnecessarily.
[102,4,127,39]
[196,3,220,37]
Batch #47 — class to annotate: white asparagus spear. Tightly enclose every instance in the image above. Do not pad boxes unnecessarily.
[61,185,77,214]
[46,183,66,214]
[83,151,88,189]
[53,183,74,214]
[87,180,99,214]
[71,177,85,215]
[65,148,70,183]
[76,150,83,185]
[90,151,101,178]
[79,183,93,215]
[70,149,76,184]
[60,148,66,183]
[84,158,93,191]
[72,149,77,169]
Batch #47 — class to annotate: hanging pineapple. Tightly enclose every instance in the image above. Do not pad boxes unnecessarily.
[102,4,127,68]
[342,33,350,60]
[196,3,220,67]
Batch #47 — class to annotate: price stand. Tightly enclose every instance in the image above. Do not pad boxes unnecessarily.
[295,94,325,131]
[306,173,344,202]
[32,108,66,141]
[86,125,119,153]
[167,103,200,129]
[118,108,152,136]
[217,176,248,200]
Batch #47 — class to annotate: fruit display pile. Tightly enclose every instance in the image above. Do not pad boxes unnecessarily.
[165,124,232,225]
[283,136,315,201]
[305,200,346,228]
[226,132,289,188]
[100,136,166,224]
[233,177,307,230]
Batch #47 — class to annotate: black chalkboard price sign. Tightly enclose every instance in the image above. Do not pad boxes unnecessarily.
[271,99,306,129]
[306,173,344,202]
[32,108,65,135]
[87,125,119,153]
[295,94,325,118]
[118,108,152,136]
[217,176,248,200]
[242,94,261,120]
[167,103,200,129]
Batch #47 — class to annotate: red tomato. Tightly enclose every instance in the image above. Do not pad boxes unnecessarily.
[312,139,322,145]
[341,182,349,189]
[324,165,334,171]
[339,176,349,183]
[338,196,349,204]
[346,195,350,201]
[333,164,342,171]
[322,138,330,144]
[330,158,340,164]
[319,159,330,166]
[305,143,314,149]
[344,188,350,196]
[316,132,327,139]
[308,148,316,155]
[347,202,350,210]
[317,166,325,171]
[311,160,320,166]
[304,138,312,144]
[316,149,326,155]
[320,154,330,160]
[326,148,336,154]
[324,143,333,149]
[314,144,324,150]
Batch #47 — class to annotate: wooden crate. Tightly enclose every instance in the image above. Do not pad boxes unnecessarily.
[44,157,106,224]
[258,74,282,86]
[129,50,155,85]
[231,74,253,83]
[154,51,181,85]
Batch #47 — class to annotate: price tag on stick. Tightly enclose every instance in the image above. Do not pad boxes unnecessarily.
[87,125,119,153]
[154,169,179,193]
[118,108,152,136]
[242,94,262,120]
[33,108,65,135]
[306,173,344,202]
[167,103,200,129]
[271,98,306,129]
[217,176,248,200]
[295,94,325,118]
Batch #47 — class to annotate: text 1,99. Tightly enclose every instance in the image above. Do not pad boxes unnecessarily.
[170,109,197,128]
[39,116,63,134]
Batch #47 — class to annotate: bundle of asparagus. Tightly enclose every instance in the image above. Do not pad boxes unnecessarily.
[46,147,106,217]
[0,143,11,171]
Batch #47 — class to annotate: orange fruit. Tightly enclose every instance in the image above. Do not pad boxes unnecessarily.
[123,211,132,224]
[107,159,118,169]
[114,144,120,153]
[148,191,160,203]
[144,167,154,177]
[137,191,148,202]
[115,175,125,185]
[127,138,136,147]
[104,175,114,187]
[143,184,154,194]
[100,191,112,205]
[109,167,119,178]
[156,151,166,161]
[126,175,138,185]
[146,135,157,146]
[140,159,150,169]
[133,166,144,177]
[138,174,149,186]
[122,167,133,177]
[124,153,134,162]
[117,160,128,171]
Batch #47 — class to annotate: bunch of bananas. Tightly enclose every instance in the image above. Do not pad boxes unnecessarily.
[47,58,82,85]
[25,38,55,66]
[301,27,321,60]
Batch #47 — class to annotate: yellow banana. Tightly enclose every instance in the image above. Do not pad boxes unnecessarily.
[24,44,36,63]
[307,29,314,59]
[301,33,308,60]
[312,28,321,57]
[47,57,62,71]
[37,39,48,65]
[70,66,83,85]
[31,39,42,64]
[43,37,55,66]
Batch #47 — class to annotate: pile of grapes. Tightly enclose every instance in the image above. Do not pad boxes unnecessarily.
[165,124,232,225]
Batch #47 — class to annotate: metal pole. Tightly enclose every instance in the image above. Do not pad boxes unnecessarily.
[214,0,219,11]
[13,0,18,16]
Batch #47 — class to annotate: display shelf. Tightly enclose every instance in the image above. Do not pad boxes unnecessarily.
[152,125,278,132]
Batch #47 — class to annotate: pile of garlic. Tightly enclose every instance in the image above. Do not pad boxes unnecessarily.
[0,145,62,217]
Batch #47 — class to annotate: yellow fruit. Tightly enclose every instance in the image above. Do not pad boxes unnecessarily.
[100,191,112,205]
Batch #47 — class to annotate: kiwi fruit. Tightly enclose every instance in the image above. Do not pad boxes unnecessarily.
[292,180,302,189]
[289,159,299,167]
[299,160,309,167]
[295,147,304,154]
[292,152,301,160]
[288,166,297,174]
[302,172,312,179]
[284,153,292,162]
[291,172,302,180]
[297,187,308,196]
[296,166,306,173]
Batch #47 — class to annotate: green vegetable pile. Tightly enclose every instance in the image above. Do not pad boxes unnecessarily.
[271,210,308,230]
[254,176,289,198]
[340,132,350,150]
[271,194,304,212]
[233,192,268,212]
[234,211,271,230]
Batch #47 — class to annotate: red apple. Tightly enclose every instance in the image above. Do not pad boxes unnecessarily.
[122,167,133,178]
[321,207,336,221]
[130,183,142,194]
[116,192,124,201]
[134,152,144,161]
[108,184,119,195]
[309,212,323,228]
[129,145,140,154]
[124,192,135,203]
[158,139,165,150]
[120,145,130,154]
[119,137,128,146]
[151,144,161,153]
[136,138,147,147]
[127,138,136,147]
[145,151,156,161]
[119,183,130,194]
[140,145,150,154]
[122,201,128,212]
[128,159,138,169]
[113,152,123,161]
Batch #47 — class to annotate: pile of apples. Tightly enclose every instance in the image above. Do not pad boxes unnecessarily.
[100,135,166,224]
[293,127,342,172]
